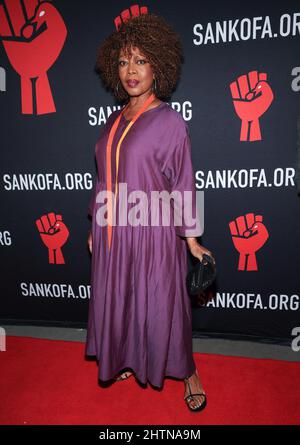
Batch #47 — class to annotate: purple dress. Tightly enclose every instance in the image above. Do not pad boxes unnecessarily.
[85,101,202,388]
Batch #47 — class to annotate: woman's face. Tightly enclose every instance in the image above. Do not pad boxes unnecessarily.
[118,46,155,98]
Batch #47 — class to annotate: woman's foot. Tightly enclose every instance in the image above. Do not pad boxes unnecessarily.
[184,369,206,411]
[115,370,134,381]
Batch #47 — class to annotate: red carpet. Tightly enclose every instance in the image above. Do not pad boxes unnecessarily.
[0,336,299,425]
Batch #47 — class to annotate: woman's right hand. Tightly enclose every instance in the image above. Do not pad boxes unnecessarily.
[87,229,92,254]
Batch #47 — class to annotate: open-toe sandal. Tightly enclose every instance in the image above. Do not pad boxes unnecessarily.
[115,371,133,382]
[184,377,207,412]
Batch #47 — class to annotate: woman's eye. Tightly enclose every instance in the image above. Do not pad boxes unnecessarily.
[118,60,147,66]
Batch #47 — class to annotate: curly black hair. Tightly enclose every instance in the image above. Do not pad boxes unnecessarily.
[94,12,184,103]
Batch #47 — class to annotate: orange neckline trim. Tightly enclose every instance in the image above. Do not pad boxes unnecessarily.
[105,93,157,250]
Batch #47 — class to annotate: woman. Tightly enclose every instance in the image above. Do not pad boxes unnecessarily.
[86,11,214,412]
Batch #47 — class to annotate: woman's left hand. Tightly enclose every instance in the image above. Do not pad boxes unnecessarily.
[187,239,215,264]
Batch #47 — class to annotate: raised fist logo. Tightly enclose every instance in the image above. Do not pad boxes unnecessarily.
[229,213,269,271]
[36,212,69,264]
[114,3,148,31]
[230,71,274,142]
[0,0,67,114]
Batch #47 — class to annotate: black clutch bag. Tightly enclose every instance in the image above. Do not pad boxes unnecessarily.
[186,254,217,295]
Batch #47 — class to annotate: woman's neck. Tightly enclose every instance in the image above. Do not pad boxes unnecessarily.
[127,92,155,109]
[124,94,160,119]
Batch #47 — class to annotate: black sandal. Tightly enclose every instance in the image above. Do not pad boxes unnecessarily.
[184,376,207,412]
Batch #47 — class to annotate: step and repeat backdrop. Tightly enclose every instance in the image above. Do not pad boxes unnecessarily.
[0,0,299,344]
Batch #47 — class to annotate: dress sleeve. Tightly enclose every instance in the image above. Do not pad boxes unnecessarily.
[87,111,118,217]
[87,142,100,218]
[162,124,202,238]
[87,177,100,217]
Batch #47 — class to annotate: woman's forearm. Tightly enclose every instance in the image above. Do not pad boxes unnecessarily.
[186,237,198,250]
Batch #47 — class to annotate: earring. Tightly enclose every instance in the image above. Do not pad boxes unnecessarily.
[115,80,120,94]
[152,77,157,92]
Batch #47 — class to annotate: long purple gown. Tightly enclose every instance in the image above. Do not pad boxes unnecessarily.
[85,101,202,388]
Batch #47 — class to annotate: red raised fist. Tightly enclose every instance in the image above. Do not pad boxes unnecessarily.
[230,71,274,141]
[36,212,69,264]
[0,0,67,114]
[229,213,269,271]
[114,3,148,31]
